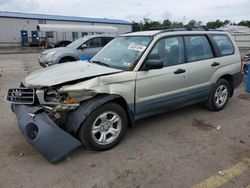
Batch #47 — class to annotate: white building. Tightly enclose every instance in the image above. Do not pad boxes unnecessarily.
[217,25,250,49]
[0,11,132,47]
[217,25,250,33]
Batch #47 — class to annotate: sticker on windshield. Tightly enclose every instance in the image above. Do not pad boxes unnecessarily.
[128,44,146,52]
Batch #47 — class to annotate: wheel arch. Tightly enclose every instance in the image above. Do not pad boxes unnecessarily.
[63,94,135,136]
[218,74,234,97]
[59,56,76,63]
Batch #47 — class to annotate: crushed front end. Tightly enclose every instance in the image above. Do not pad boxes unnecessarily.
[6,87,83,163]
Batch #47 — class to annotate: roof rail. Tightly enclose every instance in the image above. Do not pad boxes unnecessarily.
[154,26,224,35]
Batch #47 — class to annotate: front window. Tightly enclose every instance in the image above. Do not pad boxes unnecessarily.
[147,36,184,67]
[85,37,102,48]
[67,37,90,48]
[91,36,153,70]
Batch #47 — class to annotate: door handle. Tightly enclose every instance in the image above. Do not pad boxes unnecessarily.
[211,62,220,67]
[174,69,186,74]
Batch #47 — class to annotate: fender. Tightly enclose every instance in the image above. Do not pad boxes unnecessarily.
[64,94,135,134]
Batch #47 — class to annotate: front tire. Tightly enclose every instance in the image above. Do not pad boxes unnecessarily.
[205,79,230,111]
[78,102,127,151]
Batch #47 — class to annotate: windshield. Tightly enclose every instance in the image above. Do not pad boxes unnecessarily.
[91,36,152,70]
[66,37,90,48]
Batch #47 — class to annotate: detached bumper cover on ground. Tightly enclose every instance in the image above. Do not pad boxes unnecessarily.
[12,104,81,163]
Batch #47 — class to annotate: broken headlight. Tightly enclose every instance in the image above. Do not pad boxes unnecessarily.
[44,88,68,103]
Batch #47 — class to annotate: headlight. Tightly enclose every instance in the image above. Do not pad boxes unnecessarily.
[44,87,78,105]
[47,51,57,59]
[44,87,96,105]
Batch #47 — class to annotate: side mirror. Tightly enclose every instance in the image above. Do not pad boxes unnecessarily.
[144,59,163,70]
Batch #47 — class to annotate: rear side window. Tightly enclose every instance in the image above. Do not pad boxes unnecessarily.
[211,35,234,56]
[184,35,214,62]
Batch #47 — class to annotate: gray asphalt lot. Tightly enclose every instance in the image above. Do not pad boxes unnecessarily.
[0,53,249,188]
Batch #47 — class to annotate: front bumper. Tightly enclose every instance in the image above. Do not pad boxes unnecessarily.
[38,55,57,67]
[38,55,48,67]
[12,104,81,163]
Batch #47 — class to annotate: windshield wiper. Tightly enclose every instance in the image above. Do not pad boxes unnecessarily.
[91,60,110,67]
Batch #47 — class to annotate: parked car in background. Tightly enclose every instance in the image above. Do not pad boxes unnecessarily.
[6,29,242,163]
[242,51,250,74]
[38,35,114,67]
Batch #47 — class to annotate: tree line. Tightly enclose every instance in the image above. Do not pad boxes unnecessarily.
[132,19,250,31]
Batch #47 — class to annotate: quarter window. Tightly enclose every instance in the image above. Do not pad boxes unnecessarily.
[184,35,214,62]
[212,35,234,56]
[147,36,184,67]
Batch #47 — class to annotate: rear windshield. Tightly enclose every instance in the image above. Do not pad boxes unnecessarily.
[211,35,234,56]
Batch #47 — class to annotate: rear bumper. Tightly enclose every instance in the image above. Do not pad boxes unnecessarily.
[232,72,243,88]
[12,104,81,163]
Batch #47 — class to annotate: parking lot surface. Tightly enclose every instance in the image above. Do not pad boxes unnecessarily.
[0,53,249,188]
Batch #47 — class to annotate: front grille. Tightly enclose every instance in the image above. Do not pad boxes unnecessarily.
[6,88,35,104]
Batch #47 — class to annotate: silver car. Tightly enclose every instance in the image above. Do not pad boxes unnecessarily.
[6,29,243,163]
[38,35,114,67]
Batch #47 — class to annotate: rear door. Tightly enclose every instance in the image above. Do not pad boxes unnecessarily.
[210,34,239,69]
[183,35,218,99]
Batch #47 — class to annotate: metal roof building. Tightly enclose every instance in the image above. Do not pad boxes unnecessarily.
[217,25,250,33]
[0,11,132,47]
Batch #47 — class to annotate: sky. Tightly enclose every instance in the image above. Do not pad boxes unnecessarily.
[0,0,250,24]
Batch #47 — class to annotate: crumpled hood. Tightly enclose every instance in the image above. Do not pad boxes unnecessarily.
[23,61,123,88]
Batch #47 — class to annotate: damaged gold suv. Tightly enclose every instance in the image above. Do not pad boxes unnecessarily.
[6,28,243,163]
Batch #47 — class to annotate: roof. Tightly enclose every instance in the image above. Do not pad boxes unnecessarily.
[122,29,227,37]
[122,30,161,36]
[37,24,118,32]
[0,11,131,25]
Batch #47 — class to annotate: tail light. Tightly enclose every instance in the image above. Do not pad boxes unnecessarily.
[241,56,243,72]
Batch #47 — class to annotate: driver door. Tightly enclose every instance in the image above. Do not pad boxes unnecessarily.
[135,36,189,117]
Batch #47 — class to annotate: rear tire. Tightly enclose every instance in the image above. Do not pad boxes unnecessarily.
[205,79,231,111]
[78,102,127,151]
